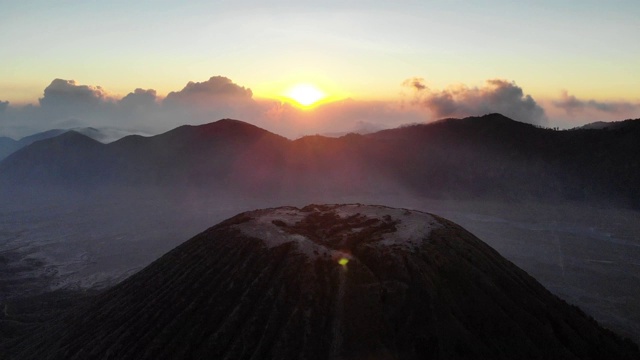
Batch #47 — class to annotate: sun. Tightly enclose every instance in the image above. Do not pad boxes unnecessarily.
[285,84,326,107]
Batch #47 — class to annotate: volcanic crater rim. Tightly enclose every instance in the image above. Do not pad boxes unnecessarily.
[232,204,441,259]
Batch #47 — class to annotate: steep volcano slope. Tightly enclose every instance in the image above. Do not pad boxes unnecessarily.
[6,205,638,359]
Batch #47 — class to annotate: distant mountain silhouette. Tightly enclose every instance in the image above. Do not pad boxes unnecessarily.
[576,121,611,130]
[0,131,104,186]
[4,204,638,359]
[104,119,291,189]
[0,129,67,160]
[1,115,639,207]
[576,119,640,131]
[71,126,147,143]
[0,127,137,161]
[0,136,20,161]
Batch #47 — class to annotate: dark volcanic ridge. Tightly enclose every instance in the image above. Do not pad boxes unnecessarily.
[2,114,640,207]
[3,204,639,359]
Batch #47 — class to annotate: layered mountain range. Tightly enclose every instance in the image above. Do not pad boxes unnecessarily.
[3,204,638,359]
[0,127,142,161]
[1,114,638,207]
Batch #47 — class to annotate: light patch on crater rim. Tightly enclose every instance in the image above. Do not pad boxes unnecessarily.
[233,205,441,259]
[233,207,332,259]
[334,204,441,248]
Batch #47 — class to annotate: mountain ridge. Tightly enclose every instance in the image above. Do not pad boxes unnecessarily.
[0,127,144,161]
[1,114,639,207]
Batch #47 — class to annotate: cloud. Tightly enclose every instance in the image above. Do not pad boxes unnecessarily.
[164,76,253,106]
[119,88,158,110]
[403,77,427,91]
[121,88,157,104]
[540,91,640,128]
[7,79,119,134]
[405,78,547,125]
[0,77,260,138]
[553,91,640,115]
[39,79,112,109]
[7,75,636,140]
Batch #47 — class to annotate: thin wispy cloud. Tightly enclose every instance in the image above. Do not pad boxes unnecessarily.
[554,91,640,115]
[538,91,640,128]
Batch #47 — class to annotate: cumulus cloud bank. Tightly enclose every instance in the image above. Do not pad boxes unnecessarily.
[40,79,112,108]
[0,76,427,139]
[0,76,262,139]
[404,78,547,126]
[1,75,636,139]
[119,88,158,110]
[164,76,253,105]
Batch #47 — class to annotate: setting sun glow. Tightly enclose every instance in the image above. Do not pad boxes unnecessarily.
[285,84,326,107]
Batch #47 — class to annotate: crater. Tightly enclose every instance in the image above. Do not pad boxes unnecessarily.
[233,204,440,259]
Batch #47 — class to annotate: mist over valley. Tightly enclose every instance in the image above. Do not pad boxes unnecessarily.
[1,114,639,358]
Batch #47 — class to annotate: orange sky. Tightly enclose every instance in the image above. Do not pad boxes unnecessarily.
[1,1,639,138]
